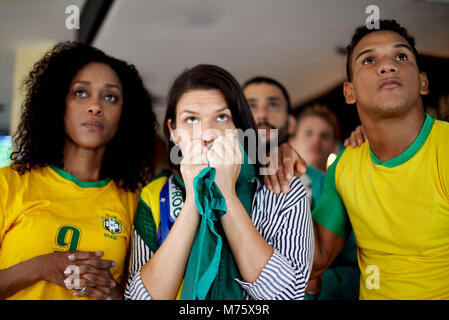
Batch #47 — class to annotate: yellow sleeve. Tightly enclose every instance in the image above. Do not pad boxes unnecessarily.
[0,166,11,247]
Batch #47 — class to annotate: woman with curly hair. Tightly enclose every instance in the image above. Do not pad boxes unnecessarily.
[0,42,158,300]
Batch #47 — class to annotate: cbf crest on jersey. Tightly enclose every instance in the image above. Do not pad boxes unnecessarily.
[102,216,122,234]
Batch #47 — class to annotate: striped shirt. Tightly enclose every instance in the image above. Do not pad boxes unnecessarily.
[124,175,314,300]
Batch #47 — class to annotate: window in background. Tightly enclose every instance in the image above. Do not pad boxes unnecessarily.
[0,136,12,168]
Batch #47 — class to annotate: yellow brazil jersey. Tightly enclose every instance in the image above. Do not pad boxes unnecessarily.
[0,165,138,300]
[313,114,449,300]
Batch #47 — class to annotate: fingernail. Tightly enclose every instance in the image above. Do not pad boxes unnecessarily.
[282,185,289,193]
[286,173,292,180]
[274,186,280,194]
[106,297,112,301]
[266,185,272,190]
[110,281,116,288]
[111,261,116,267]
[96,251,104,256]
[68,254,75,261]
[73,291,79,297]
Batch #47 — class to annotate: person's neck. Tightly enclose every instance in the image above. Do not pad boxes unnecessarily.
[360,107,426,163]
[61,140,106,182]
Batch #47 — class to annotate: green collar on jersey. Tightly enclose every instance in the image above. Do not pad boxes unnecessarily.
[50,165,111,188]
[369,113,435,168]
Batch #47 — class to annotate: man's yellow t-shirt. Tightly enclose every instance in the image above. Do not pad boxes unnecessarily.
[0,165,138,299]
[313,114,449,299]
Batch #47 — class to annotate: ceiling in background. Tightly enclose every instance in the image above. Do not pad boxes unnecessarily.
[1,0,448,133]
[94,0,449,106]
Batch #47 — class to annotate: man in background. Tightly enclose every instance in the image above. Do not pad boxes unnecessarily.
[290,104,340,173]
[242,76,359,300]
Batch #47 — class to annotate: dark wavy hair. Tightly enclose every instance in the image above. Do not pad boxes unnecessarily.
[346,19,421,81]
[12,41,158,191]
[164,64,260,172]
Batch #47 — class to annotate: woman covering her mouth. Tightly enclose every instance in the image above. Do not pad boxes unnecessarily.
[125,64,313,300]
[0,42,158,300]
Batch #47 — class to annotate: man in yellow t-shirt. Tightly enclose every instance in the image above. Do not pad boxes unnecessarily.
[310,19,449,299]
[0,165,138,300]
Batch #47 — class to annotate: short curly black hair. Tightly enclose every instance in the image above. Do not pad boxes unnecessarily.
[12,41,158,191]
[346,19,421,81]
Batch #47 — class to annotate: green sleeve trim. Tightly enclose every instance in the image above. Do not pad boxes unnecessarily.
[134,197,158,252]
[312,150,350,239]
[370,113,434,167]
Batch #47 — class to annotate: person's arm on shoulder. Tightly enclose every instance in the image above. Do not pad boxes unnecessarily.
[262,143,307,194]
[344,125,367,148]
[262,128,366,194]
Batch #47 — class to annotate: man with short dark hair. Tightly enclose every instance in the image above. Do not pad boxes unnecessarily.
[243,77,295,151]
[243,76,320,198]
[311,19,449,299]
[243,76,360,300]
